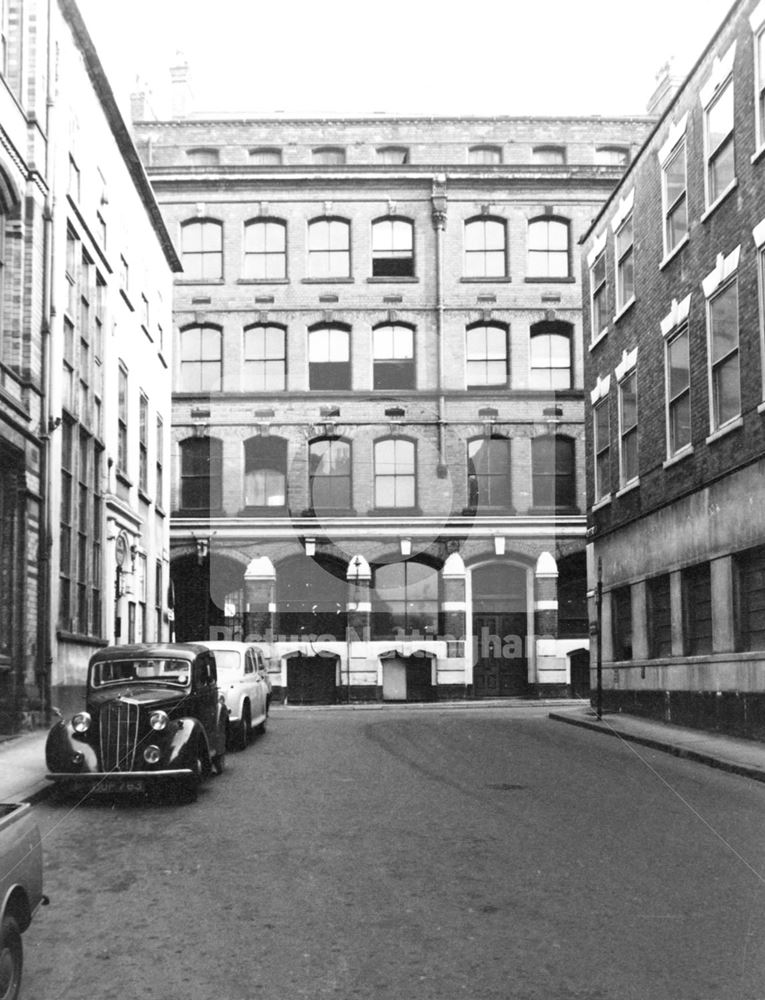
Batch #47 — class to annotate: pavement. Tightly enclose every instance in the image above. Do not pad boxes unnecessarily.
[3,699,765,805]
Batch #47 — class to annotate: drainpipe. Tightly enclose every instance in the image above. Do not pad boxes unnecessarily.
[431,175,448,477]
[38,0,57,721]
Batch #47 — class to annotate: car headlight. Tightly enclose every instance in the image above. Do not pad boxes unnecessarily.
[150,710,169,731]
[143,745,161,764]
[72,712,91,733]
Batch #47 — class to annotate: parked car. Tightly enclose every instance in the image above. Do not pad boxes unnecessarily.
[0,802,48,1000]
[45,643,229,803]
[196,641,269,750]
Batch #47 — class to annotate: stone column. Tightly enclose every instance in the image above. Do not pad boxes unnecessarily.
[243,555,276,642]
[346,555,371,642]
[534,551,559,639]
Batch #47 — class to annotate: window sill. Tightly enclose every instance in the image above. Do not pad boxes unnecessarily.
[751,144,765,165]
[366,276,419,283]
[158,351,168,370]
[301,277,354,284]
[301,508,357,518]
[613,297,636,324]
[175,278,225,286]
[659,233,690,269]
[119,288,134,312]
[142,324,153,342]
[663,445,694,468]
[368,507,422,517]
[155,505,167,518]
[240,506,289,516]
[523,276,575,284]
[615,477,639,498]
[592,493,612,511]
[57,631,109,648]
[700,179,738,223]
[237,278,289,285]
[588,327,609,351]
[462,505,517,517]
[173,508,225,519]
[138,487,152,505]
[705,416,743,444]
[527,505,580,516]
[115,469,132,488]
[459,276,511,284]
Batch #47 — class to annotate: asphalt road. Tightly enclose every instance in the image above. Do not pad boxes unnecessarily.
[21,706,765,1000]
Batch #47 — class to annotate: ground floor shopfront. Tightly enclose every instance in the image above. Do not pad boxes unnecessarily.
[589,459,765,739]
[170,515,590,704]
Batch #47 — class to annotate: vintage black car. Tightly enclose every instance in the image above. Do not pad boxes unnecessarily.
[45,643,229,802]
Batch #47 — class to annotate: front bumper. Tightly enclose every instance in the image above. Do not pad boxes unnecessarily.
[46,769,193,782]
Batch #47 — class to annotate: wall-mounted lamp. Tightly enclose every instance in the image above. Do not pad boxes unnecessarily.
[494,536,506,556]
[400,538,412,557]
[195,536,209,565]
[305,537,316,557]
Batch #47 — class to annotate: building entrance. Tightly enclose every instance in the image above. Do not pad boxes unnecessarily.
[472,564,530,698]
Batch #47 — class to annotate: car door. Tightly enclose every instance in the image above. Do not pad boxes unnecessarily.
[196,653,223,754]
[246,649,267,724]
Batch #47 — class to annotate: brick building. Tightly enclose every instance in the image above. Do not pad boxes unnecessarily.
[0,0,180,730]
[133,104,651,703]
[582,0,765,736]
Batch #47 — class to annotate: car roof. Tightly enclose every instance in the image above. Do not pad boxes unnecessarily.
[88,643,211,664]
[194,641,263,651]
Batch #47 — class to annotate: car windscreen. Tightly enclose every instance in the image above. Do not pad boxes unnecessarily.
[209,650,242,677]
[91,657,192,687]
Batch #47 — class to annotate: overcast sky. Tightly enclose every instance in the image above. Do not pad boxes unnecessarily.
[78,0,736,119]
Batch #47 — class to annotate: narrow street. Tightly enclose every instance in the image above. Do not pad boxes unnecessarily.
[23,706,765,1000]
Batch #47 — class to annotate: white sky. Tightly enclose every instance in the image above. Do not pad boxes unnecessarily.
[78,0,735,119]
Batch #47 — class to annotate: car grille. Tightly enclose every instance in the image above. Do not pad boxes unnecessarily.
[99,700,142,771]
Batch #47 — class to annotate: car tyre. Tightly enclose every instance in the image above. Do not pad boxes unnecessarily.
[237,703,251,751]
[0,915,23,1000]
[179,748,204,804]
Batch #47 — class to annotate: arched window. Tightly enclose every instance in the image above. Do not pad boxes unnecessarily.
[529,321,572,389]
[372,560,439,639]
[532,145,566,164]
[179,325,222,392]
[244,324,286,391]
[180,436,223,511]
[464,216,507,277]
[180,219,223,280]
[373,323,415,389]
[244,435,287,509]
[531,435,576,509]
[466,322,508,387]
[374,437,415,509]
[527,216,570,278]
[309,437,351,511]
[371,216,414,277]
[312,146,346,165]
[468,145,502,164]
[308,217,350,278]
[377,146,409,164]
[243,219,287,279]
[249,147,282,165]
[595,146,630,166]
[467,436,511,509]
[186,148,219,165]
[308,323,350,389]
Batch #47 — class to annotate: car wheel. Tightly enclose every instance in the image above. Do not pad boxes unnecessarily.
[179,748,204,804]
[237,703,251,751]
[0,915,22,1000]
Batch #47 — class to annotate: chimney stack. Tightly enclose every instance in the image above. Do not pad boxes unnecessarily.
[647,59,683,117]
[170,52,194,119]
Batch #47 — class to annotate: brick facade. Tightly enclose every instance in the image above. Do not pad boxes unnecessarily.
[135,111,652,703]
[582,0,765,737]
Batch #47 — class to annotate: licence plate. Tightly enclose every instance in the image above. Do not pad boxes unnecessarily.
[96,779,145,794]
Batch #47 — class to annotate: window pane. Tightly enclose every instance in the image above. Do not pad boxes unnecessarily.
[707,83,733,151]
[710,283,738,363]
